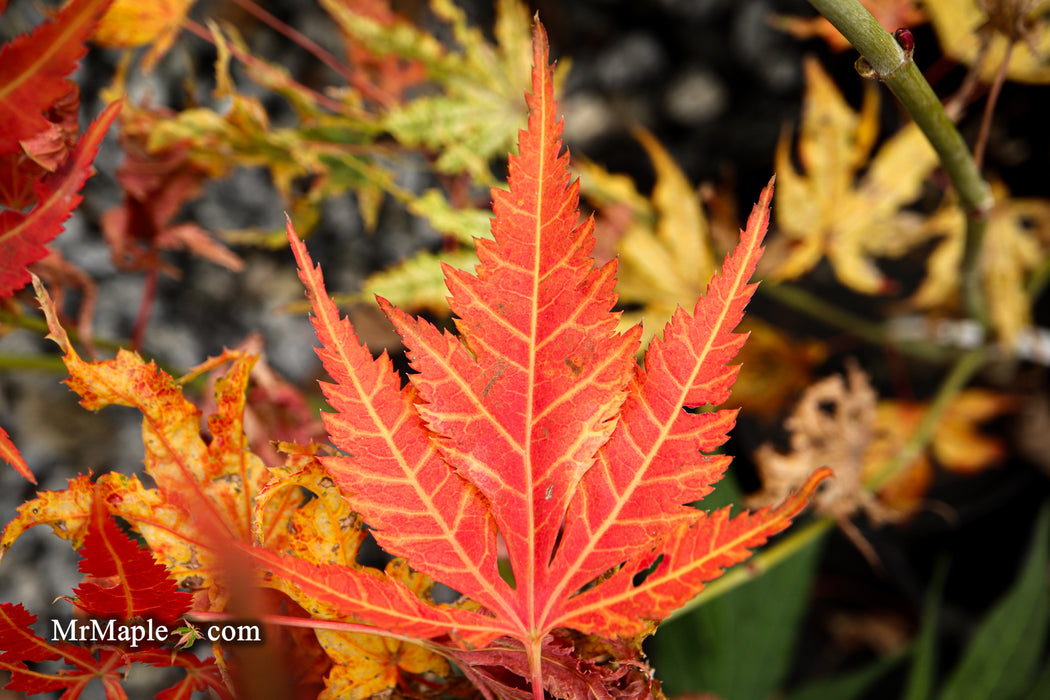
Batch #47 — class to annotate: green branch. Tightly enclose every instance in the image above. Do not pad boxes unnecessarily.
[806,0,993,327]
[760,282,955,363]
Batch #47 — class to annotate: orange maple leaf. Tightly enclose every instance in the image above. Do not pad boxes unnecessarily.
[250,21,828,699]
[0,422,32,484]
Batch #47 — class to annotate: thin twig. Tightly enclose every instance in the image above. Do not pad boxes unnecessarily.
[182,19,351,115]
[225,0,399,108]
[973,39,1014,171]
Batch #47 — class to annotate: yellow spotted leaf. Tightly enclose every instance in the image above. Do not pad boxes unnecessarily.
[913,182,1050,346]
[315,560,451,700]
[14,277,286,605]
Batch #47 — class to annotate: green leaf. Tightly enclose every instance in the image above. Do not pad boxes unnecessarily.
[903,558,949,700]
[938,505,1050,700]
[360,248,480,313]
[1021,653,1050,700]
[786,652,905,700]
[653,475,822,700]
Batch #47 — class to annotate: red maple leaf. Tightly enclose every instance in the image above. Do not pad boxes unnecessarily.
[0,602,129,699]
[0,101,120,298]
[247,20,829,699]
[0,0,120,299]
[0,0,114,154]
[0,488,229,699]
[0,602,231,700]
[72,486,193,626]
[0,422,33,484]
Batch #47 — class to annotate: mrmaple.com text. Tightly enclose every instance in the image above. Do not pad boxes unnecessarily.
[51,618,261,648]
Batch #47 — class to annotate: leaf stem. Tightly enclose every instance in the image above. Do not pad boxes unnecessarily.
[806,0,994,326]
[181,19,352,115]
[529,637,545,700]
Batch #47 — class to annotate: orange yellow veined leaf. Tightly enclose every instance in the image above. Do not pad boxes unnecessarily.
[265,23,826,699]
[6,19,827,699]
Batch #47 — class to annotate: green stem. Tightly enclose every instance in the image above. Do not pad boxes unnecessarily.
[867,345,988,491]
[806,0,993,327]
[762,282,884,342]
[760,282,954,362]
[0,310,126,356]
[0,355,69,372]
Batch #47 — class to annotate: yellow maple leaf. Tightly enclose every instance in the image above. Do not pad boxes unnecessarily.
[577,128,716,344]
[2,279,301,608]
[928,388,1016,474]
[926,0,1050,84]
[92,0,196,71]
[770,58,939,294]
[913,181,1050,345]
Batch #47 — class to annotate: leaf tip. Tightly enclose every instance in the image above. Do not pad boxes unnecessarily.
[32,274,73,355]
[799,465,833,503]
